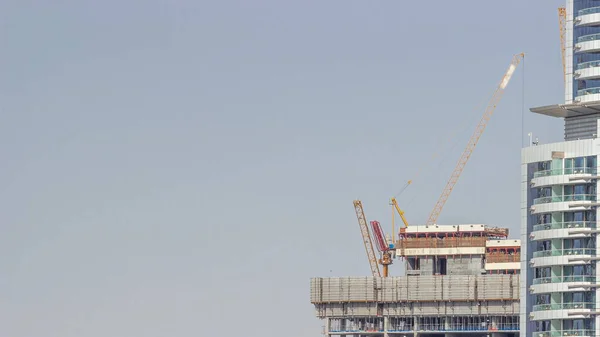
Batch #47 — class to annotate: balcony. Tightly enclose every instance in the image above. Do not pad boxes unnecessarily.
[534,169,564,178]
[552,330,594,337]
[532,248,596,258]
[532,221,596,232]
[576,33,600,54]
[532,275,596,285]
[533,167,597,178]
[576,60,600,80]
[532,302,595,312]
[536,330,594,337]
[576,86,600,103]
[576,6,600,27]
[579,6,600,16]
[577,60,600,70]
[532,194,596,205]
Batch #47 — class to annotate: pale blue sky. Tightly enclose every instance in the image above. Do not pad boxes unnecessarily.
[1,1,565,336]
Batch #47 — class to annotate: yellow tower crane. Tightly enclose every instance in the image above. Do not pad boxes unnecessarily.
[559,7,566,81]
[424,53,525,226]
[389,197,410,243]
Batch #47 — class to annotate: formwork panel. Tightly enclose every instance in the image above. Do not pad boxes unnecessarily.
[446,302,479,315]
[347,303,377,316]
[481,302,511,315]
[477,275,515,300]
[512,301,520,313]
[384,304,411,316]
[511,275,520,299]
[325,303,345,317]
[397,277,409,301]
[443,276,475,301]
[315,304,326,318]
[415,302,445,316]
[310,278,322,303]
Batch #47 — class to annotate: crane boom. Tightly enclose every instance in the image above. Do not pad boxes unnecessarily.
[353,200,381,277]
[559,7,566,81]
[425,53,524,226]
[390,197,410,228]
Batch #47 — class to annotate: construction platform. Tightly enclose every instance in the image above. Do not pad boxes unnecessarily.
[310,225,521,337]
[310,275,519,337]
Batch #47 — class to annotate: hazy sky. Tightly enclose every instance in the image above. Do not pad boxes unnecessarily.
[1,1,566,336]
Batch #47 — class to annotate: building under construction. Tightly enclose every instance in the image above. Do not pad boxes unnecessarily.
[309,49,526,336]
[310,224,521,337]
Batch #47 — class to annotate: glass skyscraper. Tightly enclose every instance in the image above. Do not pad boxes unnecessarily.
[567,0,600,103]
[522,2,600,337]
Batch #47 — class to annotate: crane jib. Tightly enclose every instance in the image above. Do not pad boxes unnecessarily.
[425,53,524,226]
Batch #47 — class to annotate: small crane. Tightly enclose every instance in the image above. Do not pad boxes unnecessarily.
[390,197,410,228]
[353,200,381,277]
[370,220,393,277]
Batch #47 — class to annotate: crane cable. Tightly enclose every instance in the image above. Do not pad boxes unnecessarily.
[521,56,526,148]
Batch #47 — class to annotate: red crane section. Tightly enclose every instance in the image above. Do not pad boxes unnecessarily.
[370,220,389,253]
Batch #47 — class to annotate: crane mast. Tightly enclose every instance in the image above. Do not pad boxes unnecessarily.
[353,200,381,277]
[425,53,524,226]
[559,7,566,82]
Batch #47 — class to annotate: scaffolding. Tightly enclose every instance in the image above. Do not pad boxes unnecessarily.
[311,275,519,304]
[326,316,519,333]
[486,252,520,263]
[400,236,487,250]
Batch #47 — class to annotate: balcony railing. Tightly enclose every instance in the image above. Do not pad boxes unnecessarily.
[579,6,600,16]
[532,302,595,312]
[532,248,596,258]
[533,167,596,178]
[533,194,597,205]
[553,330,594,337]
[533,221,597,232]
[578,33,600,43]
[532,275,596,285]
[533,168,563,178]
[578,87,600,96]
[537,330,595,337]
[577,60,600,70]
[566,167,597,175]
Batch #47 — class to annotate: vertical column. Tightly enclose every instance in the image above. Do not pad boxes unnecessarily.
[520,160,531,337]
[383,316,389,337]
[595,151,600,337]
[596,204,600,337]
[414,316,419,337]
[565,0,574,104]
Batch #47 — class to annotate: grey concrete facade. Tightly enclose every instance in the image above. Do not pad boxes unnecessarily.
[310,275,519,337]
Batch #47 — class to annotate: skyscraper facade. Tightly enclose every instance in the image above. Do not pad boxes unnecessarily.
[521,2,600,337]
[566,0,600,104]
